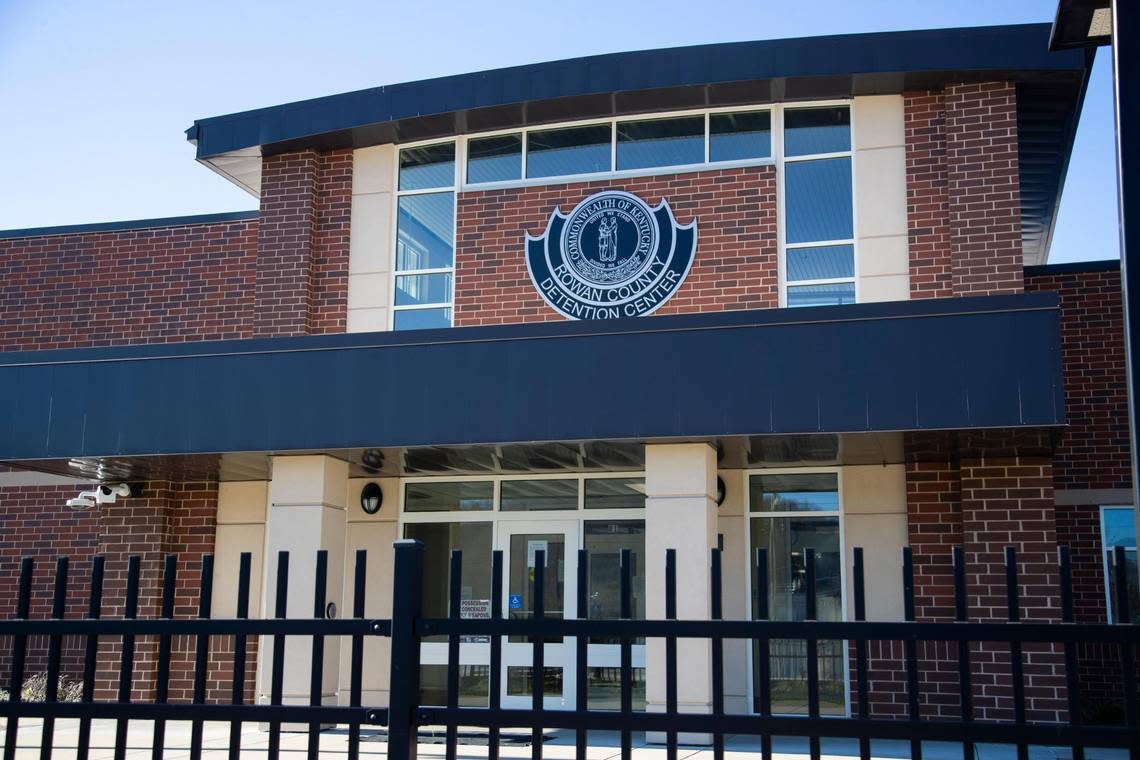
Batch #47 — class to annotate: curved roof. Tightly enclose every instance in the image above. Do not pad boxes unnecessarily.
[186,23,1093,264]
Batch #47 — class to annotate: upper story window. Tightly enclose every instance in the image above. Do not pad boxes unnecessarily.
[462,108,774,187]
[781,106,855,308]
[395,143,456,330]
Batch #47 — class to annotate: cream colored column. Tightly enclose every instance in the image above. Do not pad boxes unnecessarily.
[258,455,349,713]
[214,481,268,620]
[645,443,717,744]
[713,470,750,714]
[842,465,907,621]
[853,95,911,302]
[347,145,396,332]
[338,477,399,706]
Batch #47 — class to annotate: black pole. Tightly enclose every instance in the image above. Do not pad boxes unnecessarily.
[389,540,424,760]
[1112,1,1140,552]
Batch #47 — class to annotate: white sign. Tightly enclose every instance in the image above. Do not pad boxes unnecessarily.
[527,539,549,568]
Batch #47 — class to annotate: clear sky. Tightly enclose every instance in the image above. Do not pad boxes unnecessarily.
[0,0,1119,263]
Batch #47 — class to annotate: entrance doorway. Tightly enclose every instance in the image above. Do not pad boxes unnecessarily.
[400,474,647,710]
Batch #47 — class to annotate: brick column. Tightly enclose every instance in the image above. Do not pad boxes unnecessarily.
[255,149,352,337]
[959,430,1067,723]
[92,481,218,702]
[944,82,1023,296]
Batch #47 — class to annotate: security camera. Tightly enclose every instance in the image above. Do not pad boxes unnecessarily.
[65,483,132,510]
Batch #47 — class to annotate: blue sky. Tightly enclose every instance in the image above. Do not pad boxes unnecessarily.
[0,0,1118,263]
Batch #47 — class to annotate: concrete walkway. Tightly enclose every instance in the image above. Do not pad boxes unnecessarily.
[0,719,1128,760]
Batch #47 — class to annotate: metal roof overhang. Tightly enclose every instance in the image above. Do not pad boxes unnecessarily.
[0,294,1065,477]
[185,24,1092,266]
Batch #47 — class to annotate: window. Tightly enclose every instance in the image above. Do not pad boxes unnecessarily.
[394,143,455,330]
[1102,507,1140,623]
[526,124,612,179]
[710,111,771,162]
[749,472,844,716]
[467,133,522,184]
[404,480,493,512]
[782,107,855,308]
[500,479,578,511]
[616,116,705,171]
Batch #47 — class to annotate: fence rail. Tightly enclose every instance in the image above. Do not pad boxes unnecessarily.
[0,542,1136,760]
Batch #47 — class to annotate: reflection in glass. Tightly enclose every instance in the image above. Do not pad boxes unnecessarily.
[526,125,612,179]
[1104,507,1137,548]
[587,666,646,710]
[395,273,452,307]
[404,481,493,512]
[784,107,851,156]
[405,521,492,642]
[584,478,646,509]
[420,664,489,706]
[616,116,705,171]
[785,157,853,244]
[500,479,578,511]
[786,283,856,308]
[467,134,522,184]
[399,143,456,190]
[396,193,455,271]
[585,520,645,644]
[710,111,772,162]
[751,515,843,715]
[393,307,452,331]
[508,533,566,642]
[507,666,563,697]
[750,473,840,512]
[1107,549,1140,624]
[786,245,855,282]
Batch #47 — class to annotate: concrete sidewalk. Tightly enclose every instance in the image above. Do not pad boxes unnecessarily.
[0,719,1128,760]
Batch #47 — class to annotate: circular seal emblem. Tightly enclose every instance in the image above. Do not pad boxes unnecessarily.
[526,190,698,321]
[560,191,659,287]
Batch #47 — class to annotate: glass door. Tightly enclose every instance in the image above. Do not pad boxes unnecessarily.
[497,521,579,709]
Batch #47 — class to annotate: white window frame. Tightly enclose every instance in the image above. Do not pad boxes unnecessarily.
[742,466,850,717]
[1100,505,1138,623]
[777,103,858,308]
[389,100,861,325]
[398,472,649,706]
[391,139,459,330]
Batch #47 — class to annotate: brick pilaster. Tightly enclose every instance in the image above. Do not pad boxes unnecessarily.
[944,82,1024,296]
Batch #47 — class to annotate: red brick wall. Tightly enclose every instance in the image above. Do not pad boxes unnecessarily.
[1026,265,1130,491]
[453,166,778,326]
[945,82,1024,296]
[0,485,100,677]
[904,91,953,299]
[0,219,257,351]
[904,83,1023,299]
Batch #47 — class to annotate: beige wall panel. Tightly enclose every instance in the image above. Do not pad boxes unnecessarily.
[859,274,910,303]
[217,481,268,525]
[212,523,265,618]
[353,145,396,195]
[857,235,909,278]
[843,465,907,514]
[855,146,908,240]
[338,520,397,704]
[347,272,392,311]
[349,193,393,276]
[853,95,905,150]
[346,307,389,333]
[843,512,907,621]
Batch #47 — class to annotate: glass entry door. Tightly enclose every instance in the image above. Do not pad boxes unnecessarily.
[497,521,579,709]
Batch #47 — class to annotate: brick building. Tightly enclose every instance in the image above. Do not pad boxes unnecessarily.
[0,23,1135,725]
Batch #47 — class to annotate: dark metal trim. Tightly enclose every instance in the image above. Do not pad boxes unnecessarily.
[1025,259,1121,276]
[0,210,259,241]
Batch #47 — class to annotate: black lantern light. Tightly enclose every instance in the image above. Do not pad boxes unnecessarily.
[360,482,383,515]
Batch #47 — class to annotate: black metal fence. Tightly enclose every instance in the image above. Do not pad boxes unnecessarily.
[0,541,1137,760]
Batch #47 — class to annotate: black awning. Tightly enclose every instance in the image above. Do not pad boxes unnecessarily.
[0,294,1064,462]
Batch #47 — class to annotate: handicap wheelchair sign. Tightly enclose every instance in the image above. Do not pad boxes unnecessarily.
[509,594,523,610]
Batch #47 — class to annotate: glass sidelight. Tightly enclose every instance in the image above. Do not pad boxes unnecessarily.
[507,532,567,642]
[749,473,845,715]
